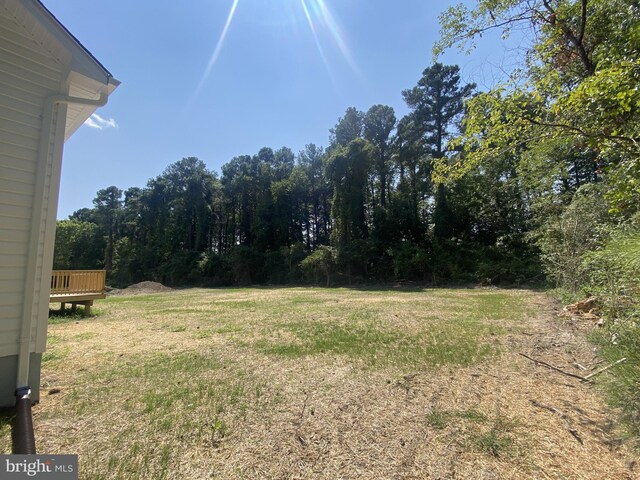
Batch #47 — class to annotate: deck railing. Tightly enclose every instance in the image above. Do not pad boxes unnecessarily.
[51,270,106,295]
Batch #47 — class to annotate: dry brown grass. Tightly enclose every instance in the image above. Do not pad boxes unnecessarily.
[1,287,637,479]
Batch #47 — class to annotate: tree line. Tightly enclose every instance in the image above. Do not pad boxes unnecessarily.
[55,61,542,287]
[54,0,639,293]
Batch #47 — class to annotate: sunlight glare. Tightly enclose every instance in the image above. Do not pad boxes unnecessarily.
[315,0,358,73]
[192,0,240,100]
[300,0,334,82]
[300,0,364,84]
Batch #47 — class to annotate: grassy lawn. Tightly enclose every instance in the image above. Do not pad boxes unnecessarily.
[0,287,634,479]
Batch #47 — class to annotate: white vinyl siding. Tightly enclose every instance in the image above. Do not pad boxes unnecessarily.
[0,4,65,357]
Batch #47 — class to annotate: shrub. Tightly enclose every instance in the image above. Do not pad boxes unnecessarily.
[536,184,610,292]
[584,225,640,439]
[299,246,337,286]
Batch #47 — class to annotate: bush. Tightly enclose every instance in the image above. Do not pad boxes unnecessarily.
[299,246,336,286]
[584,225,640,440]
[197,252,234,286]
[157,250,202,285]
[387,242,429,281]
[230,246,265,285]
[536,184,610,292]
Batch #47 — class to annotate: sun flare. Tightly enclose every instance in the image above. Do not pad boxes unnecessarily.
[189,0,361,104]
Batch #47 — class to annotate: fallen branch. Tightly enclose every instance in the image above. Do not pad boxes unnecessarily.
[584,358,627,380]
[296,392,310,428]
[530,399,583,444]
[518,352,589,382]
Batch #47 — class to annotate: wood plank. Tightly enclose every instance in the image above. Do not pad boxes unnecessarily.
[50,270,106,295]
[50,293,106,303]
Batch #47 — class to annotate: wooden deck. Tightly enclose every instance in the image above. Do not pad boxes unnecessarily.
[50,270,106,316]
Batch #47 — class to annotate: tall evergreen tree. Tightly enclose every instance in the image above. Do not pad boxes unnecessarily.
[330,107,364,147]
[402,63,475,239]
[92,186,122,273]
[364,105,396,208]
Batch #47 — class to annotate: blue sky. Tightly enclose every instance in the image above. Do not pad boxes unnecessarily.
[46,0,517,219]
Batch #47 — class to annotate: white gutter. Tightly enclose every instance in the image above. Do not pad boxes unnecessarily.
[16,93,108,390]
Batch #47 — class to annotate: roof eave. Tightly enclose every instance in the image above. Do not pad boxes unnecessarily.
[25,0,114,85]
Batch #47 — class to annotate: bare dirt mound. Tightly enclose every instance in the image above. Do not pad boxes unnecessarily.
[109,281,172,296]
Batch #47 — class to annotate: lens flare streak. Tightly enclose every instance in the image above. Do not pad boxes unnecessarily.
[314,0,360,76]
[300,0,334,82]
[193,0,240,100]
[188,0,363,108]
[300,0,364,84]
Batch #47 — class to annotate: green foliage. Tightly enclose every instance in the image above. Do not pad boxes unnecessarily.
[387,242,429,281]
[56,60,548,289]
[434,0,640,216]
[299,245,336,286]
[326,138,374,246]
[584,227,640,309]
[536,185,610,291]
[364,104,396,208]
[583,223,640,439]
[53,219,104,270]
[330,106,364,147]
[230,246,265,285]
[402,62,475,158]
[432,13,640,446]
[93,186,123,272]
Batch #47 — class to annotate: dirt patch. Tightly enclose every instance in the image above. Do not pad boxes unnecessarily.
[108,281,172,296]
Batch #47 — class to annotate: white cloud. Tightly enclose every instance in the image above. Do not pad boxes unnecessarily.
[84,113,117,130]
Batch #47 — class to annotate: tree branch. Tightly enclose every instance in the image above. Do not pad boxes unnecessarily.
[523,116,640,147]
[578,0,588,44]
[453,12,537,43]
[542,0,594,74]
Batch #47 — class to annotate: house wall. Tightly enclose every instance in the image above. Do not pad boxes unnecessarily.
[0,2,68,405]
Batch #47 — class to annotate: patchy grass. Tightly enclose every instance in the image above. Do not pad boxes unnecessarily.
[257,318,501,368]
[426,407,489,429]
[47,308,87,324]
[470,425,516,458]
[0,409,13,453]
[56,349,269,476]
[14,287,633,478]
[42,350,67,364]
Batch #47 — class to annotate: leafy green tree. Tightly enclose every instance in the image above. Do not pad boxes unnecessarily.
[299,245,337,286]
[536,184,610,292]
[221,155,260,247]
[92,186,122,273]
[273,146,295,181]
[391,114,429,242]
[53,220,104,270]
[298,144,331,248]
[403,63,475,240]
[364,105,396,208]
[403,63,475,159]
[161,157,218,253]
[434,0,640,213]
[325,138,373,247]
[330,107,364,147]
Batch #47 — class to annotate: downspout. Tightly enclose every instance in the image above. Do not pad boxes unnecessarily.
[13,93,108,454]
